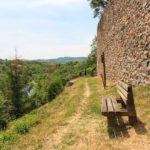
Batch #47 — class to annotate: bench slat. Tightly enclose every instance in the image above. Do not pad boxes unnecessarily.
[107,97,114,112]
[118,81,129,91]
[116,109,129,116]
[117,84,128,98]
[101,96,130,116]
[117,89,127,104]
[101,97,107,114]
[111,96,120,113]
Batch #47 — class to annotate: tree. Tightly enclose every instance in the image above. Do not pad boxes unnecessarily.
[0,94,11,129]
[8,59,28,118]
[88,0,109,17]
[87,37,97,65]
[0,60,14,129]
[85,37,97,76]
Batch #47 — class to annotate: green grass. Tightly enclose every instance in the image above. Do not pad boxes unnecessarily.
[86,77,101,115]
[134,86,150,100]
[0,77,86,149]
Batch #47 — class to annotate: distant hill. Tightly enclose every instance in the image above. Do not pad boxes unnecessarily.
[35,57,86,64]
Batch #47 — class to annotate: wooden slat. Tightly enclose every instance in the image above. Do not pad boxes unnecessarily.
[106,97,114,112]
[117,89,127,104]
[101,96,129,116]
[118,81,129,91]
[110,96,120,113]
[101,97,107,113]
[117,85,128,100]
[117,84,128,97]
[111,96,129,116]
[116,109,129,116]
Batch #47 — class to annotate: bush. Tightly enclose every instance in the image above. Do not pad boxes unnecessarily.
[0,111,41,146]
[14,114,41,135]
[48,79,64,101]
[15,122,30,134]
[0,120,7,130]
[0,132,15,144]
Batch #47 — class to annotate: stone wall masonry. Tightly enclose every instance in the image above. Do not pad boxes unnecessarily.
[97,0,150,85]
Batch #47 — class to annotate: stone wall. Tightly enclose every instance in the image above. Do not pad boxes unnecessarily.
[97,0,150,85]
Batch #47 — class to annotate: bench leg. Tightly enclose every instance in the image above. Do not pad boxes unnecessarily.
[107,114,116,127]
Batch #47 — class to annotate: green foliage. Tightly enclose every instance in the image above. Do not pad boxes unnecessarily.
[88,0,109,17]
[0,111,41,145]
[54,62,84,82]
[15,122,30,134]
[0,77,85,147]
[0,132,15,145]
[85,37,97,76]
[48,78,64,101]
[8,59,29,118]
[14,115,40,135]
[0,96,10,130]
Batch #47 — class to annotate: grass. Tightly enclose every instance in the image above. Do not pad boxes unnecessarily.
[0,111,42,146]
[86,77,101,115]
[0,77,85,149]
[0,77,149,150]
[133,85,150,132]
[62,132,78,146]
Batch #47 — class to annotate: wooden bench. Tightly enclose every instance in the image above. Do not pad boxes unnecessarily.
[101,81,137,125]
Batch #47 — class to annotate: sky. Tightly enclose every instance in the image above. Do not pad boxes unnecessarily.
[0,0,98,60]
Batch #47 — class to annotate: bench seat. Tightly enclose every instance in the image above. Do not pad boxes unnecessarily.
[101,96,128,116]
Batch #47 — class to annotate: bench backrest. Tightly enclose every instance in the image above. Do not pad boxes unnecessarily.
[117,81,131,105]
[117,81,137,116]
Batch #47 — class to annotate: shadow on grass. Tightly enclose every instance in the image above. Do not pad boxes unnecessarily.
[133,119,148,135]
[107,115,148,138]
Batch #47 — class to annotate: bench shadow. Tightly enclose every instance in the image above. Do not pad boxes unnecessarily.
[107,116,148,139]
[133,118,148,135]
[107,115,130,138]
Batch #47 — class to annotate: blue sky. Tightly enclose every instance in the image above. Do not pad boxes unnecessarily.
[0,0,98,59]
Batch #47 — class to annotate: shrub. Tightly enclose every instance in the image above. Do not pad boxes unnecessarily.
[14,114,40,135]
[0,132,15,144]
[48,79,64,101]
[0,111,41,146]
[15,122,30,134]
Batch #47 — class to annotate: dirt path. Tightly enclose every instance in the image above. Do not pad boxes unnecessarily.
[41,79,92,150]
